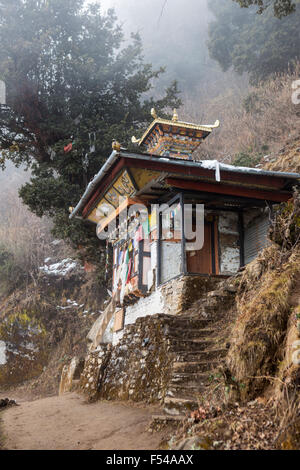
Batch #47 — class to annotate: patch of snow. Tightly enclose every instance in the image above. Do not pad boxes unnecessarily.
[56,299,84,310]
[39,258,78,276]
[200,160,219,170]
[51,239,62,246]
[200,159,265,174]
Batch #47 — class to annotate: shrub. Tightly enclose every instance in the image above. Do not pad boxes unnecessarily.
[232,151,262,168]
[0,246,26,295]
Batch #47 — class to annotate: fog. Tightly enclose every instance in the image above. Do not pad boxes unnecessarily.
[94,0,225,97]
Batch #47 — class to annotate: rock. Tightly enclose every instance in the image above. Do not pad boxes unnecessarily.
[176,436,213,450]
[59,357,84,395]
[0,398,18,409]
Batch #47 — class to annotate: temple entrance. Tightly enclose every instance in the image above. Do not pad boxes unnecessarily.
[186,222,215,274]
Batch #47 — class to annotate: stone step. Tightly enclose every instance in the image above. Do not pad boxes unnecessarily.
[167,328,215,340]
[150,414,186,429]
[165,386,211,403]
[164,317,212,329]
[207,289,232,298]
[172,360,222,373]
[167,382,208,397]
[171,371,210,383]
[175,348,227,362]
[163,397,198,416]
[166,388,204,400]
[169,339,214,352]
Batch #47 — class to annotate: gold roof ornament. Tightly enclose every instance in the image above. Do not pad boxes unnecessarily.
[112,140,121,152]
[131,110,220,160]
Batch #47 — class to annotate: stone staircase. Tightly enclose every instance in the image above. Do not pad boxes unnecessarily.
[152,281,237,424]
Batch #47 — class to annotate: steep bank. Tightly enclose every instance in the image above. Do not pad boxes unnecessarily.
[0,253,107,399]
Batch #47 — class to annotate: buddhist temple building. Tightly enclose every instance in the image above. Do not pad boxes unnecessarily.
[70,110,300,346]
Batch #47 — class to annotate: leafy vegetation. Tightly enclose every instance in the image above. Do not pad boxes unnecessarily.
[0,0,180,261]
[0,246,26,296]
[233,0,296,17]
[208,0,300,83]
[232,151,264,167]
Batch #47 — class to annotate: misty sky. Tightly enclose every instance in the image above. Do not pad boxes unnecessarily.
[87,0,217,95]
[98,0,211,31]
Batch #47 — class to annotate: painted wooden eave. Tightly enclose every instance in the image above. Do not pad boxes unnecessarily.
[70,150,300,220]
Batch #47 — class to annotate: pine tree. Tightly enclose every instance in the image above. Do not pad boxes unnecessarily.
[208,0,300,84]
[234,0,296,18]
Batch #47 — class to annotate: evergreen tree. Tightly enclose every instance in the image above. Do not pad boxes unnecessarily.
[234,0,296,18]
[0,0,180,265]
[208,0,300,83]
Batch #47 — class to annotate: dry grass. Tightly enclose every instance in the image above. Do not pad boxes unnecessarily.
[181,62,300,162]
[0,171,53,295]
[226,246,300,400]
[263,137,300,174]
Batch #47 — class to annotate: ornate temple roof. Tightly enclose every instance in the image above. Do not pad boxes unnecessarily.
[131,109,220,159]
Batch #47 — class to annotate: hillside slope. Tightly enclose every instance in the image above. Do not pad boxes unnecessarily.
[262,137,300,174]
[0,252,107,399]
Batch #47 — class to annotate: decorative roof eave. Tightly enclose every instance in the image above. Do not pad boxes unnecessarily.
[69,150,300,220]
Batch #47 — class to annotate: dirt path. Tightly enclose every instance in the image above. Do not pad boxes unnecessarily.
[1,393,163,450]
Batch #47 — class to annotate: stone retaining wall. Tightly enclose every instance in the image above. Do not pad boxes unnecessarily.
[80,315,176,403]
[79,343,112,401]
[113,275,222,345]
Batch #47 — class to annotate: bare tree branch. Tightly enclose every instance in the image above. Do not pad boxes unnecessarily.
[158,0,168,25]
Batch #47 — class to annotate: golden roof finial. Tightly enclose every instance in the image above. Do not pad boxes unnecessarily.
[112,140,121,151]
[151,108,158,119]
[172,109,178,122]
[131,136,141,145]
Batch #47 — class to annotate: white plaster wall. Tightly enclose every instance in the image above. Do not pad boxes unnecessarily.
[102,314,114,344]
[150,242,158,269]
[0,341,7,365]
[220,247,240,273]
[218,213,240,274]
[113,289,165,346]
